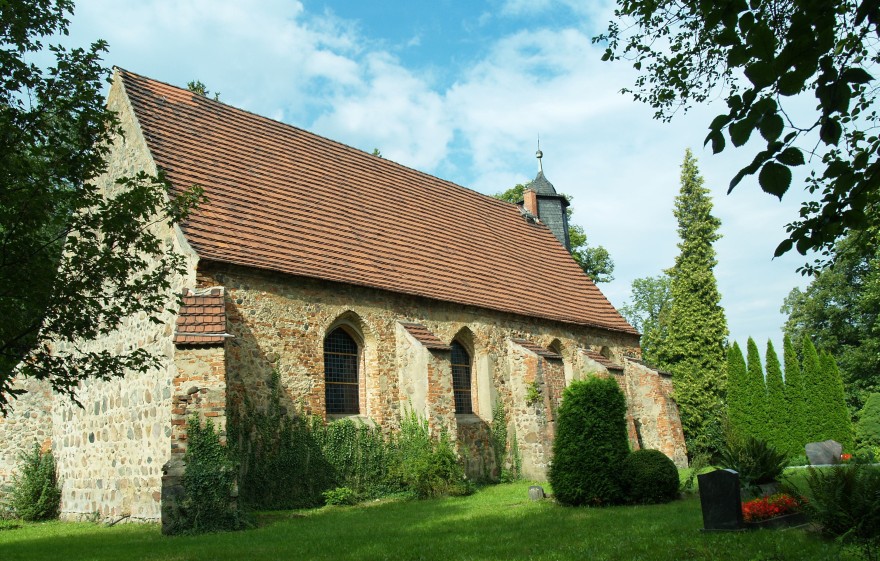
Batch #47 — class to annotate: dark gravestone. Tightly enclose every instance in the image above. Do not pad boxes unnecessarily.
[805,440,842,465]
[698,469,743,531]
[528,485,546,500]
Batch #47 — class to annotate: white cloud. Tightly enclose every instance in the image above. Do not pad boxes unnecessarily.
[310,52,454,169]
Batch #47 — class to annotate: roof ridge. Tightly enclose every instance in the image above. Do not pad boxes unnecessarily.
[117,68,518,209]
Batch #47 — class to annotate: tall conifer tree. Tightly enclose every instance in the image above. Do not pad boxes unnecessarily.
[801,337,823,443]
[744,338,769,442]
[783,335,806,455]
[725,342,748,439]
[818,351,854,450]
[765,341,787,453]
[656,149,729,452]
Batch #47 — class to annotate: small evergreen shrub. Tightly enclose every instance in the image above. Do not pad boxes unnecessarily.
[718,435,787,487]
[549,376,630,506]
[621,449,679,504]
[322,487,359,506]
[174,417,248,534]
[8,444,61,521]
[804,463,880,560]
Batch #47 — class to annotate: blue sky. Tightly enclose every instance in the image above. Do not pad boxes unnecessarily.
[58,0,814,357]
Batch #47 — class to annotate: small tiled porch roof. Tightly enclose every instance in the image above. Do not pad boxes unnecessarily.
[173,288,230,346]
[399,322,451,350]
[511,338,563,360]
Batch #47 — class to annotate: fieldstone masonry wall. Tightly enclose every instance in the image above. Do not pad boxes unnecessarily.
[0,379,53,493]
[623,361,688,466]
[197,261,684,481]
[0,73,198,522]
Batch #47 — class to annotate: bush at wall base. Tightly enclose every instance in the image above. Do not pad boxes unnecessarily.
[8,444,61,521]
[548,376,630,506]
[621,448,679,504]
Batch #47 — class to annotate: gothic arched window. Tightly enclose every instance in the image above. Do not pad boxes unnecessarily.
[451,341,473,414]
[324,327,360,414]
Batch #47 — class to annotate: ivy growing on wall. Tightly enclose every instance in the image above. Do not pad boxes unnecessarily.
[228,372,471,510]
[490,400,521,482]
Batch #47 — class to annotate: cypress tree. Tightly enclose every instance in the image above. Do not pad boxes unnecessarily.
[783,335,806,456]
[656,149,729,453]
[801,337,823,443]
[819,351,854,450]
[765,340,787,453]
[744,338,769,442]
[855,393,880,455]
[725,342,749,439]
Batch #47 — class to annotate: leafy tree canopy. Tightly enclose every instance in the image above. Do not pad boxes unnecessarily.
[0,1,202,412]
[597,0,880,273]
[782,227,880,410]
[618,274,670,365]
[493,184,615,282]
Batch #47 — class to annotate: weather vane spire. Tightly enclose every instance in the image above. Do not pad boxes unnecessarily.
[536,136,543,173]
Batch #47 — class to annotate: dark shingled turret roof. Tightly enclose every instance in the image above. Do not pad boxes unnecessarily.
[118,69,637,336]
[529,171,559,196]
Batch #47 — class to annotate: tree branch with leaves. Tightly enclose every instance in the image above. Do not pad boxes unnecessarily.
[0,1,203,412]
[597,0,880,273]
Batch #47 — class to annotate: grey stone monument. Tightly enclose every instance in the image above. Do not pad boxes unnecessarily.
[805,440,842,465]
[528,485,546,501]
[698,469,743,531]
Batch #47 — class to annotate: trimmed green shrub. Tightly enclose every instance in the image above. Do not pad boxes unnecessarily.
[805,463,880,560]
[549,376,630,506]
[621,449,679,504]
[175,417,249,534]
[718,435,787,488]
[7,444,61,521]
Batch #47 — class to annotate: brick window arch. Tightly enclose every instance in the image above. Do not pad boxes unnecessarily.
[324,327,360,414]
[451,340,473,414]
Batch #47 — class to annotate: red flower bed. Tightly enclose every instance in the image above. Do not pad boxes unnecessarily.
[741,493,804,522]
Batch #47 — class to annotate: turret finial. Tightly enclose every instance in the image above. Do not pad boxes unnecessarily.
[536,136,543,173]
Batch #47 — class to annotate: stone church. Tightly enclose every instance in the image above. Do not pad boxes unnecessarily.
[0,69,686,523]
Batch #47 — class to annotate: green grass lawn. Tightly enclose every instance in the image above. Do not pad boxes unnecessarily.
[0,481,849,561]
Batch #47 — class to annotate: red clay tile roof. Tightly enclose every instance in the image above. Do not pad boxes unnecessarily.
[399,323,451,351]
[585,351,624,371]
[119,69,637,335]
[511,339,563,360]
[174,288,229,346]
